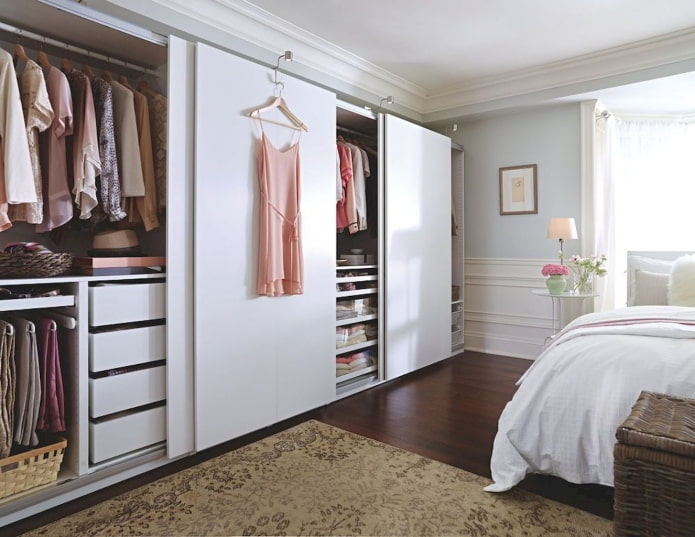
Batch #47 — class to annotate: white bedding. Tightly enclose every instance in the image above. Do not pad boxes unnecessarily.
[485,305,695,492]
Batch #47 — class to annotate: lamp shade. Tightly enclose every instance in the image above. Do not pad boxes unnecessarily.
[546,217,578,240]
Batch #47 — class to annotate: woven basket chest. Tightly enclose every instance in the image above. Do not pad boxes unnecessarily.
[614,391,695,537]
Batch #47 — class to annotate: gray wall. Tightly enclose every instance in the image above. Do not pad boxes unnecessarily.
[452,103,582,260]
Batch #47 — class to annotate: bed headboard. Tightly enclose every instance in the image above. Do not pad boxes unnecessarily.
[627,251,693,306]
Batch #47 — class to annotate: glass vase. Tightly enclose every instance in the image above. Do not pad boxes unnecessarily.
[572,272,593,295]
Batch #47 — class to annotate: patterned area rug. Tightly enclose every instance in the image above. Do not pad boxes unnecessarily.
[29,420,612,536]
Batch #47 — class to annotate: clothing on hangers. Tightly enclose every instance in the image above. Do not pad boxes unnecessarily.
[9,58,54,225]
[256,118,304,296]
[67,68,100,219]
[92,75,126,222]
[36,64,74,232]
[0,48,37,231]
[0,320,15,458]
[35,317,65,433]
[10,317,41,447]
[140,83,168,212]
[123,82,160,231]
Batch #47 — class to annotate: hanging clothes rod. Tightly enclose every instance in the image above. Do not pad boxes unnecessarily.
[336,125,377,138]
[0,21,160,76]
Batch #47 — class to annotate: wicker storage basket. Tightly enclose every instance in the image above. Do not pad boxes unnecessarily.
[0,437,67,499]
[614,391,695,537]
[0,252,73,278]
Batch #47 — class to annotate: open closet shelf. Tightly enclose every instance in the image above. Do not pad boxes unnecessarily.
[336,339,377,355]
[336,288,377,298]
[0,295,75,312]
[336,274,377,283]
[335,365,377,385]
[335,313,377,327]
[336,264,377,270]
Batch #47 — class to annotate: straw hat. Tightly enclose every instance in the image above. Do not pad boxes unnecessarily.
[89,229,142,257]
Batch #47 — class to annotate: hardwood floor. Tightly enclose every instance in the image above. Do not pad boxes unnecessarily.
[4,351,613,535]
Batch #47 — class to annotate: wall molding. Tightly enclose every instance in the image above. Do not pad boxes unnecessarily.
[425,27,695,115]
[463,257,556,359]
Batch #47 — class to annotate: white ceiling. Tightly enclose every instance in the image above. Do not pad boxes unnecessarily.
[242,0,695,116]
[245,0,695,93]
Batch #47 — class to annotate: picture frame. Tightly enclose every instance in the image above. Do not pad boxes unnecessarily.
[499,164,537,215]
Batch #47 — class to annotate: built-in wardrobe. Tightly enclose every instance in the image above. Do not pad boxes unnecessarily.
[0,1,460,524]
[0,3,195,525]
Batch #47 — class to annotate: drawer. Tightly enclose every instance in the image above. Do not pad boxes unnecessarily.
[90,405,166,464]
[90,365,166,418]
[89,282,165,326]
[89,325,165,372]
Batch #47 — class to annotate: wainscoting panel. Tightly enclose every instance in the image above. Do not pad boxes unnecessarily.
[464,258,573,359]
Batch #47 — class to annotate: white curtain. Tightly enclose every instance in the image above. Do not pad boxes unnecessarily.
[591,110,618,311]
[594,115,695,308]
[580,100,617,312]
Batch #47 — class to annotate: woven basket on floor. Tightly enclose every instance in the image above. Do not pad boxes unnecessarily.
[614,391,695,537]
[0,437,67,499]
[0,252,73,278]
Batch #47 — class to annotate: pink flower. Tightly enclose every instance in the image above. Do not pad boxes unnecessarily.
[542,263,569,276]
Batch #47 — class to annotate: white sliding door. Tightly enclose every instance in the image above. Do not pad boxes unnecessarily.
[194,43,336,450]
[384,115,452,379]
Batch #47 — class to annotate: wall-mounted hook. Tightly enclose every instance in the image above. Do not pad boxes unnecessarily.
[379,95,395,108]
[273,50,293,87]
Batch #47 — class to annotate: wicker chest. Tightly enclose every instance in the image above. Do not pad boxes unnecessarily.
[614,391,695,537]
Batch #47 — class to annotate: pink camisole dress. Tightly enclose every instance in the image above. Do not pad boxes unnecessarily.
[256,128,303,296]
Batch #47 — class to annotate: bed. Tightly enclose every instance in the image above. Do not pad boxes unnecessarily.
[485,251,695,492]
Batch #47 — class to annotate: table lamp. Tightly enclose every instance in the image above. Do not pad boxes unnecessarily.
[546,217,577,264]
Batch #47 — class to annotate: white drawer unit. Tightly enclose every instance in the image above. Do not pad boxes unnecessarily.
[89,365,166,418]
[89,281,166,326]
[90,405,166,464]
[89,325,166,372]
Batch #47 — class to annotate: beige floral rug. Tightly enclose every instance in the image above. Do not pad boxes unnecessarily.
[29,420,612,536]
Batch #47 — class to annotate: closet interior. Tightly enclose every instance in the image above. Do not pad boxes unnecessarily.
[451,146,465,352]
[335,103,383,398]
[0,4,171,518]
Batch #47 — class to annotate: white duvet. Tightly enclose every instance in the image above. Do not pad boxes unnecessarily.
[485,305,695,492]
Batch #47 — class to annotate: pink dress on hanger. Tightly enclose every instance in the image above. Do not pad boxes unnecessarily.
[256,128,303,296]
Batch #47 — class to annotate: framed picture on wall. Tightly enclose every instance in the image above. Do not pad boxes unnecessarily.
[499,164,537,215]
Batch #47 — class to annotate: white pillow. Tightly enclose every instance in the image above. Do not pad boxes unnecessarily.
[632,269,669,306]
[668,255,695,306]
[628,255,674,306]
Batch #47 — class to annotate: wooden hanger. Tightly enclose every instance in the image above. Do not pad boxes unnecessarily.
[37,50,52,69]
[101,69,113,82]
[119,74,135,91]
[137,79,162,98]
[82,63,95,79]
[248,96,308,132]
[61,57,73,74]
[13,43,29,67]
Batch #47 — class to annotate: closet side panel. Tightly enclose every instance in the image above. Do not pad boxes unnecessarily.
[166,35,196,458]
[384,115,452,379]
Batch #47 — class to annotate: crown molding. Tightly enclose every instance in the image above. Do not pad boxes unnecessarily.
[151,1,695,120]
[150,0,426,111]
[424,26,695,116]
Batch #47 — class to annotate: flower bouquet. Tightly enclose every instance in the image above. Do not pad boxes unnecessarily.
[541,264,570,295]
[568,254,607,294]
[541,264,570,277]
